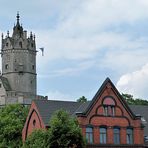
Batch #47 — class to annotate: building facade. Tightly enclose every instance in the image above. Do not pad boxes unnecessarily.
[22,78,147,148]
[0,13,46,106]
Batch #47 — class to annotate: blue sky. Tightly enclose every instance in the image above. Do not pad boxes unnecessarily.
[0,0,148,100]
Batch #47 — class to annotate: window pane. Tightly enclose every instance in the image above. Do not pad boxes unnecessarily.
[114,128,120,144]
[100,127,107,144]
[126,129,133,144]
[86,127,93,144]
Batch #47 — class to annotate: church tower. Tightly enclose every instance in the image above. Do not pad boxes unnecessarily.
[0,13,41,105]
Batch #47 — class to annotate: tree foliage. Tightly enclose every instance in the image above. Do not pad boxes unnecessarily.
[0,104,28,147]
[24,109,86,148]
[23,129,48,148]
[122,93,148,105]
[48,109,86,148]
[77,96,87,103]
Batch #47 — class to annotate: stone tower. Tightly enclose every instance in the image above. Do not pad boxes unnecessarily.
[0,13,44,105]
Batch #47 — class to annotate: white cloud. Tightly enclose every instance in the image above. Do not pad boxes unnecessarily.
[46,90,74,101]
[117,63,148,99]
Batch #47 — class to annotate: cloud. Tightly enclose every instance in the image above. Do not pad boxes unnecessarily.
[46,90,74,101]
[116,63,148,99]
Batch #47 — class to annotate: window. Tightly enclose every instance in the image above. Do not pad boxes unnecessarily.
[127,128,133,144]
[5,64,9,69]
[33,120,36,127]
[86,127,93,144]
[100,127,107,144]
[19,41,22,48]
[32,65,34,70]
[103,97,115,116]
[114,127,120,144]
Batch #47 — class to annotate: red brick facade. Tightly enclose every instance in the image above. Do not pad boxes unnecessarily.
[22,102,46,141]
[22,78,145,147]
[77,79,144,147]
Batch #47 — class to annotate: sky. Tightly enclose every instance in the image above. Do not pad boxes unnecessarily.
[0,0,148,101]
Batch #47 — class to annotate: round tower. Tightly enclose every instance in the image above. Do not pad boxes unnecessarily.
[1,13,37,96]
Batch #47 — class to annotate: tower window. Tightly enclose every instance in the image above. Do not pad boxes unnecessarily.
[0,84,1,88]
[32,65,35,70]
[6,43,9,47]
[19,42,22,48]
[31,43,34,47]
[5,64,9,69]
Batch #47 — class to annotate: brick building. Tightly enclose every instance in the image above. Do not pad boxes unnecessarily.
[22,78,148,148]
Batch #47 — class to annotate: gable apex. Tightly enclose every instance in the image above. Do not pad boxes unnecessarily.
[81,77,136,119]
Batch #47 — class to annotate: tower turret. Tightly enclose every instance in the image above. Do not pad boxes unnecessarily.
[0,13,37,105]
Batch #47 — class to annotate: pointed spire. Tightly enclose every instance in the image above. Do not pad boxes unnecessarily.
[7,31,9,37]
[16,11,20,25]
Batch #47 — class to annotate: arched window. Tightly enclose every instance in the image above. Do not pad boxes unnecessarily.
[127,128,133,144]
[114,127,120,144]
[100,127,107,144]
[86,127,93,144]
[103,97,115,116]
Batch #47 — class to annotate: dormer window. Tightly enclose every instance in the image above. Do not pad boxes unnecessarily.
[6,43,9,47]
[103,97,115,116]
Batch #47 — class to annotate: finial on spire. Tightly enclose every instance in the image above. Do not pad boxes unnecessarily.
[7,31,9,37]
[16,11,20,24]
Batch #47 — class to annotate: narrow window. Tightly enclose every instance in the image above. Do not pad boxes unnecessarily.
[114,127,120,144]
[127,128,133,144]
[6,43,9,47]
[100,127,107,144]
[33,120,36,127]
[104,106,108,116]
[32,65,35,70]
[19,41,22,48]
[0,84,1,88]
[5,64,9,69]
[86,127,93,144]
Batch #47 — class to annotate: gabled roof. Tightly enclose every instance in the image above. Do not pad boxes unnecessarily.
[130,105,148,136]
[34,99,83,126]
[78,78,136,119]
[0,76,12,91]
[33,99,148,135]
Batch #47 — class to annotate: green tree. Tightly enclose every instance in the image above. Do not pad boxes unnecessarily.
[47,109,86,148]
[122,93,148,105]
[0,104,28,147]
[77,96,87,103]
[23,129,48,148]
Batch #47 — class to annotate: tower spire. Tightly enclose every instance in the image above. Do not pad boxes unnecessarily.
[16,11,20,25]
